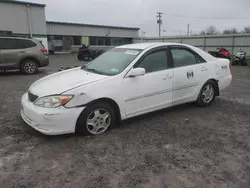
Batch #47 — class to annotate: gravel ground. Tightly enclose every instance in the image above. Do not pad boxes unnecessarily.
[0,55,250,188]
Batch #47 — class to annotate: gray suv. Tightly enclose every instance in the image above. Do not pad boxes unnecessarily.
[0,37,49,74]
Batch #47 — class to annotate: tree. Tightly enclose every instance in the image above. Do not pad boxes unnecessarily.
[199,30,206,36]
[242,26,250,33]
[199,26,219,35]
[206,26,219,35]
[223,28,238,34]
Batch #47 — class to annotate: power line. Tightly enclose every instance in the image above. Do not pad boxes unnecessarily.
[162,13,250,20]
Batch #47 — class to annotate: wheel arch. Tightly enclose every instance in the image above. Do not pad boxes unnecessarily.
[19,56,40,67]
[195,78,220,101]
[75,97,122,132]
[207,78,220,96]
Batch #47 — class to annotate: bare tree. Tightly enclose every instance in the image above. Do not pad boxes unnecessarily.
[223,28,238,34]
[242,26,250,33]
[199,30,206,36]
[199,26,219,35]
[206,26,219,35]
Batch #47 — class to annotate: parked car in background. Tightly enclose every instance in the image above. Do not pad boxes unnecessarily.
[208,48,231,60]
[21,43,232,136]
[0,37,49,74]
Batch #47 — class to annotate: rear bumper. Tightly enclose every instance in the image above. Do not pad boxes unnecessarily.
[39,56,49,67]
[219,75,232,91]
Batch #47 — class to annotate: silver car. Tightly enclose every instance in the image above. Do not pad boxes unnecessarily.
[0,37,49,74]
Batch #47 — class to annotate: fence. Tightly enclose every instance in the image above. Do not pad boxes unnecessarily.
[133,34,250,55]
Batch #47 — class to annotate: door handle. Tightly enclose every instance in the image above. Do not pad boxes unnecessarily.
[201,67,208,71]
[163,75,172,80]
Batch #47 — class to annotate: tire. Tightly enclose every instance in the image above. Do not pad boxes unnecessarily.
[20,60,38,75]
[76,102,116,135]
[196,81,216,107]
[77,53,84,61]
[49,50,55,55]
[82,52,91,61]
[241,59,247,66]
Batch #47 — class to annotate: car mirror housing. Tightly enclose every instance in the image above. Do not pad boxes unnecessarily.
[127,68,146,77]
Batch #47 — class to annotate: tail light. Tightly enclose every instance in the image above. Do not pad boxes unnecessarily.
[40,48,48,54]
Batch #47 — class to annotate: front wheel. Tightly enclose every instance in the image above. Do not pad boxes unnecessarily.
[196,81,216,107]
[76,102,116,135]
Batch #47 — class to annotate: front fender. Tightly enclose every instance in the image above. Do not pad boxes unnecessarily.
[64,93,94,108]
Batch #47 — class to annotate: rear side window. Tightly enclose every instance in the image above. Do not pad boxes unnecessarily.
[171,48,205,68]
[1,38,37,50]
[22,40,37,48]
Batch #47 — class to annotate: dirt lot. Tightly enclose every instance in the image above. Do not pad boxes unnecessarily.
[1,54,250,188]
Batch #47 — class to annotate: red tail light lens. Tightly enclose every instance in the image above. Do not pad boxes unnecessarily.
[40,48,48,54]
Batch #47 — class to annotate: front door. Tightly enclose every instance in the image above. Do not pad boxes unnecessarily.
[0,38,23,66]
[123,48,173,117]
[170,46,207,104]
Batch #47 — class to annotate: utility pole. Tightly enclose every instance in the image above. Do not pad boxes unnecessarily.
[157,12,163,37]
[141,31,146,42]
[187,24,190,36]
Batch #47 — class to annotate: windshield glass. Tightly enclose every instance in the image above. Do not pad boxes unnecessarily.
[82,48,142,76]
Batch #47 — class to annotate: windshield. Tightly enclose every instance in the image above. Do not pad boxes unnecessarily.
[82,48,142,76]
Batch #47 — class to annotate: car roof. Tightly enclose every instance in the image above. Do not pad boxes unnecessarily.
[0,37,33,40]
[117,42,216,62]
[116,43,186,50]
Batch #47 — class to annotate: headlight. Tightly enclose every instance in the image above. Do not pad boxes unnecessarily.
[34,95,73,108]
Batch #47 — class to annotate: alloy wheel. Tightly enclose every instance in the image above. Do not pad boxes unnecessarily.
[24,61,37,74]
[86,108,111,135]
[201,84,214,104]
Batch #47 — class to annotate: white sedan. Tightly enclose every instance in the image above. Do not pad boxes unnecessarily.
[21,43,232,135]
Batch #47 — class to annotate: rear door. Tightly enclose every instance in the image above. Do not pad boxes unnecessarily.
[170,46,209,104]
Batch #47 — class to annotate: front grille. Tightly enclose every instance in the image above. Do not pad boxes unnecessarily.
[28,91,38,102]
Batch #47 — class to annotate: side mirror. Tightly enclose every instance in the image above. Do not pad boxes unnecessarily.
[127,68,145,77]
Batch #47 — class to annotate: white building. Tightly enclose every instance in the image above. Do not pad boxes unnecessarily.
[0,0,140,51]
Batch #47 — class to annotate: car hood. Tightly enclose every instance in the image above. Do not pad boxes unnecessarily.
[29,68,109,97]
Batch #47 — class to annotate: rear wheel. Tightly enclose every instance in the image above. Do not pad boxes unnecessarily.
[20,60,38,75]
[82,52,91,61]
[49,50,55,55]
[196,81,216,107]
[76,102,116,135]
[241,59,247,66]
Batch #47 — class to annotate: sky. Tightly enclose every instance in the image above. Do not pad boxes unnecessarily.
[21,0,250,37]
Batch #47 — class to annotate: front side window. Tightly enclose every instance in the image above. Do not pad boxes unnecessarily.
[2,39,18,49]
[136,50,168,73]
[82,48,142,76]
[171,48,205,68]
